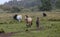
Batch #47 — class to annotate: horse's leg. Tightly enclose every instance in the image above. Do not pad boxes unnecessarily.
[28,22,32,28]
[26,22,29,28]
[29,22,32,27]
[26,22,31,28]
[18,19,21,22]
[31,22,32,26]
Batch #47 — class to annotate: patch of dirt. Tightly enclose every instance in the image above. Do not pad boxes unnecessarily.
[0,31,23,37]
[0,28,43,37]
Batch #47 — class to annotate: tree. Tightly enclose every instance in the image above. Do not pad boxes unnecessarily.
[39,0,52,11]
[56,0,60,9]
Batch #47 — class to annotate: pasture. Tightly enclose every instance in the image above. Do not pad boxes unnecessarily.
[0,12,60,37]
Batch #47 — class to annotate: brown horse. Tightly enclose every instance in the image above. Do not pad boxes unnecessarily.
[25,15,33,28]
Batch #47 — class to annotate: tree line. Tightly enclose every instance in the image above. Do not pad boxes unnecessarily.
[0,0,60,12]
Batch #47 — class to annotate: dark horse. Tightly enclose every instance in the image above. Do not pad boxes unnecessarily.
[43,13,47,17]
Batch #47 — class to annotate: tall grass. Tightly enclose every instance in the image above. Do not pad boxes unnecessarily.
[0,12,60,37]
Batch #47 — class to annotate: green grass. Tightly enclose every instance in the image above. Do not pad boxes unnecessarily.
[0,12,60,37]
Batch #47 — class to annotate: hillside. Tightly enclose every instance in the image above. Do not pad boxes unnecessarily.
[4,0,57,8]
[4,0,42,8]
[0,0,60,13]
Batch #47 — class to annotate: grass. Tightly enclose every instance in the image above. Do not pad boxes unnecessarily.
[0,12,60,37]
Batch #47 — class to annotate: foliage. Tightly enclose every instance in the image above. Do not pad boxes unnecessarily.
[0,6,21,13]
[39,0,52,11]
[56,0,60,9]
[10,6,21,13]
[0,0,60,12]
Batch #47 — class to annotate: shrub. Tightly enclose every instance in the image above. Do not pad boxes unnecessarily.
[48,18,60,21]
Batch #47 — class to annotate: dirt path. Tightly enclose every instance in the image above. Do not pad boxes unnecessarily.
[0,31,24,37]
[0,28,43,37]
[0,32,17,37]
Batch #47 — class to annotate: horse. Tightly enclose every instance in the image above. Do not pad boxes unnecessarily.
[13,14,22,22]
[43,13,47,17]
[25,15,33,28]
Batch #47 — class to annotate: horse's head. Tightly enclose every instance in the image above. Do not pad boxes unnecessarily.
[25,15,28,18]
[13,14,17,20]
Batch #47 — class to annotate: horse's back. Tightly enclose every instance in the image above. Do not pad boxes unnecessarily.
[17,15,22,20]
[28,17,32,22]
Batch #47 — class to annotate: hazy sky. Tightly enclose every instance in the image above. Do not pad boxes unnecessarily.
[0,0,10,4]
[0,0,22,4]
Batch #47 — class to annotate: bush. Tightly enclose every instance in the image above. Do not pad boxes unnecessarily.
[0,6,21,13]
[10,6,21,13]
[39,0,52,11]
[48,18,60,21]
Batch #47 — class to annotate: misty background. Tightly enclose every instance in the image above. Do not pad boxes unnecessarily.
[0,0,60,13]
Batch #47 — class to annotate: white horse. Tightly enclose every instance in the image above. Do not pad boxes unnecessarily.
[16,15,22,22]
[13,14,22,22]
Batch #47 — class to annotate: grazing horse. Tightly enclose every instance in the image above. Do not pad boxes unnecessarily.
[13,14,22,22]
[25,15,33,28]
[43,13,47,17]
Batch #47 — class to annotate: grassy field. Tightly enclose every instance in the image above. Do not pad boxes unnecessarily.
[0,12,60,37]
